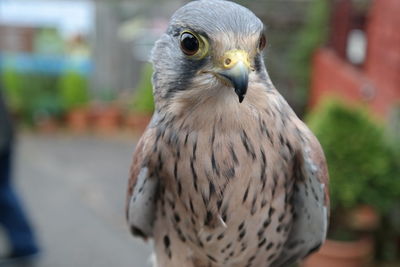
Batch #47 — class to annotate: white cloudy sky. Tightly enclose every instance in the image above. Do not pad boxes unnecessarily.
[0,0,93,36]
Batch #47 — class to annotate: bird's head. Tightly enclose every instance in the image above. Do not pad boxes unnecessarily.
[151,0,269,110]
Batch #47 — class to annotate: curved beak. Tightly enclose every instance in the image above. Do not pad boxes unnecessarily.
[217,50,250,103]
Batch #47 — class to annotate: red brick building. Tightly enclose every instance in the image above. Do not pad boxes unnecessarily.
[310,0,400,118]
[0,26,35,53]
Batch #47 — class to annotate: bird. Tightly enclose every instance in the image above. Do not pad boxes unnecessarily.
[126,1,329,266]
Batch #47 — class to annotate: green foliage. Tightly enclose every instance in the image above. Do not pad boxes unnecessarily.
[59,70,89,111]
[34,28,64,55]
[131,63,154,113]
[2,68,25,113]
[97,88,117,103]
[289,0,330,105]
[1,69,62,124]
[307,100,400,214]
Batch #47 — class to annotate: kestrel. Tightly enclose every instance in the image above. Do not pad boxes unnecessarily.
[126,1,329,266]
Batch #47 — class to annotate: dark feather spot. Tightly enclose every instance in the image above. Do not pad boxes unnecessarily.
[251,194,258,215]
[257,228,265,239]
[238,229,246,241]
[263,218,271,228]
[189,198,196,214]
[177,180,182,196]
[267,253,276,261]
[205,210,213,226]
[269,207,275,217]
[258,238,267,248]
[190,158,198,192]
[243,183,250,203]
[192,140,197,161]
[207,254,217,262]
[174,212,181,223]
[173,161,178,181]
[206,235,212,242]
[266,242,274,251]
[217,233,225,240]
[224,167,235,179]
[209,181,215,198]
[217,199,223,210]
[229,144,239,165]
[241,130,256,159]
[261,198,267,208]
[238,221,245,231]
[278,213,285,222]
[211,151,220,176]
[163,235,170,248]
[184,132,189,146]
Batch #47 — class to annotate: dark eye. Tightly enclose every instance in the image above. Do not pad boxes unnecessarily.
[180,32,199,56]
[258,34,266,51]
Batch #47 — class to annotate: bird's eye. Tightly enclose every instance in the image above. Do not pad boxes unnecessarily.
[258,34,266,51]
[180,32,200,56]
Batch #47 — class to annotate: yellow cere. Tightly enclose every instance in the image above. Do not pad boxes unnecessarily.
[222,50,251,69]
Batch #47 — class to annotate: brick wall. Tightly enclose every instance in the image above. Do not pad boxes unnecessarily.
[365,0,400,116]
[310,0,400,117]
[310,48,367,108]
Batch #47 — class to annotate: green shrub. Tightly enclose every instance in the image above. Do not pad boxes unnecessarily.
[59,70,89,111]
[1,68,25,113]
[307,99,399,214]
[131,63,154,114]
[1,69,62,124]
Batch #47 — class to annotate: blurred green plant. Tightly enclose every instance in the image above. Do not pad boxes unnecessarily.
[34,28,65,55]
[59,70,89,111]
[131,63,154,114]
[289,0,330,110]
[30,74,62,123]
[1,68,25,114]
[307,99,399,215]
[1,68,62,124]
[98,88,117,103]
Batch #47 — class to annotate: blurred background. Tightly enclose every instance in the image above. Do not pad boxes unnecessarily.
[0,0,399,266]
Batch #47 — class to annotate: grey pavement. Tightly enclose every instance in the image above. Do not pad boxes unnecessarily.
[2,133,152,267]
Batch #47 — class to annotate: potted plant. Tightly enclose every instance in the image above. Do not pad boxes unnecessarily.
[125,63,154,134]
[302,99,399,267]
[59,70,90,133]
[32,88,62,133]
[91,89,123,134]
[30,73,63,133]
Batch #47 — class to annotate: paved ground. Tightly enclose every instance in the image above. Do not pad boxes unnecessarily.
[1,133,152,267]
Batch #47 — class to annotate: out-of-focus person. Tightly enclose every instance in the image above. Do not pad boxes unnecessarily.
[0,88,39,264]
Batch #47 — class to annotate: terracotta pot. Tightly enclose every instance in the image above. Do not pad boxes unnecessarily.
[93,106,121,134]
[67,108,89,133]
[37,117,59,133]
[302,237,374,267]
[347,205,380,231]
[125,112,152,134]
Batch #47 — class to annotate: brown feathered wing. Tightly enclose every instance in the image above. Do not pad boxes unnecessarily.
[273,121,330,267]
[126,124,158,239]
